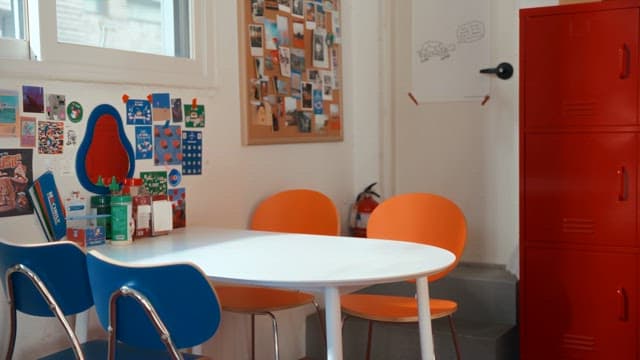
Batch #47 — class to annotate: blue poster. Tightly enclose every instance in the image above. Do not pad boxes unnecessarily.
[135,126,153,159]
[126,99,152,125]
[182,130,202,175]
[313,89,323,114]
[154,125,182,166]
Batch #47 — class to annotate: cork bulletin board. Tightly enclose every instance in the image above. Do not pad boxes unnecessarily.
[239,0,343,145]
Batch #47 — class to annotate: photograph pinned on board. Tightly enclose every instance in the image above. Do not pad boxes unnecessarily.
[250,79,262,104]
[277,15,291,46]
[184,104,205,128]
[251,0,265,19]
[249,24,264,57]
[308,69,321,88]
[182,130,202,175]
[0,90,18,137]
[265,0,278,10]
[332,11,341,43]
[276,78,290,95]
[0,148,33,217]
[37,121,64,154]
[291,73,302,99]
[152,93,171,122]
[19,117,36,147]
[255,57,266,80]
[301,82,313,110]
[126,99,152,125]
[290,48,305,74]
[264,20,279,50]
[298,111,311,133]
[312,89,324,115]
[278,0,290,13]
[292,21,305,48]
[171,98,183,123]
[279,47,292,77]
[315,3,326,29]
[314,114,328,133]
[330,103,340,119]
[46,94,66,121]
[321,70,334,100]
[264,56,275,71]
[253,101,273,126]
[292,0,304,18]
[313,28,329,68]
[305,1,316,29]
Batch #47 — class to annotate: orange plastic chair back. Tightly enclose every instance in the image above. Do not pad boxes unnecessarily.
[367,193,466,282]
[250,189,340,236]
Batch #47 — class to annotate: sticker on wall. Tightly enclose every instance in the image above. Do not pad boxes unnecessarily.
[184,104,205,128]
[171,98,183,123]
[182,130,202,175]
[126,99,152,125]
[19,117,36,147]
[0,148,33,217]
[151,93,171,122]
[37,121,64,154]
[135,126,153,160]
[168,187,186,228]
[168,168,182,187]
[67,101,83,123]
[140,171,168,196]
[22,85,44,113]
[46,94,66,120]
[0,90,18,137]
[154,125,182,166]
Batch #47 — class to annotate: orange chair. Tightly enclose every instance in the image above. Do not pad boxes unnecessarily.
[340,193,466,359]
[214,189,339,360]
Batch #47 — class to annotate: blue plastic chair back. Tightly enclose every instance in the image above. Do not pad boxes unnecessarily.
[0,239,94,316]
[86,250,222,351]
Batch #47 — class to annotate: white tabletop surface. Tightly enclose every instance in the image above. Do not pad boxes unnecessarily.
[92,226,456,289]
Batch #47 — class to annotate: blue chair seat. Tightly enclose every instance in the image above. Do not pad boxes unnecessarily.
[39,339,210,360]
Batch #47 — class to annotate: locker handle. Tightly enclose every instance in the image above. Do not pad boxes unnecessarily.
[617,167,628,201]
[617,288,628,321]
[619,44,630,79]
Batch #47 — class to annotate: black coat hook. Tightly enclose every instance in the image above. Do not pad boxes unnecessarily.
[480,62,513,80]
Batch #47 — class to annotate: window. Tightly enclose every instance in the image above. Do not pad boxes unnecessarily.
[0,0,215,89]
[0,0,29,59]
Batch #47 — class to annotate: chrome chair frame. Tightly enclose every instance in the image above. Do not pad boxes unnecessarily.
[4,264,84,360]
[108,286,182,360]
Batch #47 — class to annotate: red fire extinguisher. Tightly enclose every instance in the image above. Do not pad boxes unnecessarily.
[349,182,380,237]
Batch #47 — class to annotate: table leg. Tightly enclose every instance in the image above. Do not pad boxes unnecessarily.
[416,277,435,360]
[324,286,342,360]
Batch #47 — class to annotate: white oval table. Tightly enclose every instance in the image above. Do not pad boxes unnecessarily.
[91,226,455,360]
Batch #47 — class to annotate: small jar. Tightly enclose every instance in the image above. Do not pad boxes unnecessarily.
[90,195,111,239]
[110,195,133,245]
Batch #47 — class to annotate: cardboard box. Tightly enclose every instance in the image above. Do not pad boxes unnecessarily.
[133,195,152,239]
[66,226,106,247]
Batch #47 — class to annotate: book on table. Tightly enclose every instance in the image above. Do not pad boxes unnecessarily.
[27,171,66,241]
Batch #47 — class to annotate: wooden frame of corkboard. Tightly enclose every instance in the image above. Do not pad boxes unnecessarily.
[238,0,344,145]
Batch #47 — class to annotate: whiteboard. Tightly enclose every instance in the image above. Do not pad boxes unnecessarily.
[411,0,490,103]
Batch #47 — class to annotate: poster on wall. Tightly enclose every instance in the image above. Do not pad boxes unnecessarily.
[0,148,33,217]
[182,130,202,175]
[0,90,18,137]
[154,125,182,166]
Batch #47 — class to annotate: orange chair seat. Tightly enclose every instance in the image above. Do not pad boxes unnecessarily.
[215,285,315,313]
[341,294,457,322]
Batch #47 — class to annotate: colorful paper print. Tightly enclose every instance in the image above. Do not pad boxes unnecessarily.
[135,126,153,160]
[168,187,186,228]
[19,117,36,147]
[171,98,183,123]
[22,86,44,113]
[126,99,152,125]
[0,148,33,217]
[37,121,64,154]
[0,91,18,137]
[154,125,182,166]
[67,101,83,123]
[151,93,171,122]
[46,94,66,120]
[182,130,202,175]
[140,171,168,196]
[184,105,205,128]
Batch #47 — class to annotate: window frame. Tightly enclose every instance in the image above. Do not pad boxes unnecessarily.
[0,0,217,89]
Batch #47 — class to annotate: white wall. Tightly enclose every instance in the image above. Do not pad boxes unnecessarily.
[386,0,521,271]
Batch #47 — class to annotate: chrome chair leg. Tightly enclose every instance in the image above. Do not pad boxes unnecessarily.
[265,312,279,360]
[448,315,462,360]
[5,288,16,360]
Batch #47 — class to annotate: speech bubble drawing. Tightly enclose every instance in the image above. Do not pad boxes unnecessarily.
[457,20,485,43]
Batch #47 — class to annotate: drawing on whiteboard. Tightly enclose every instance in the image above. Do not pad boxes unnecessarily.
[417,41,456,62]
[457,20,485,43]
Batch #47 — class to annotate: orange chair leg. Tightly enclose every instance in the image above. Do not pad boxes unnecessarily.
[448,315,462,360]
[365,320,373,360]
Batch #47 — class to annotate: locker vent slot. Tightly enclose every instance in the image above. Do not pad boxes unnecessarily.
[562,101,597,118]
[563,333,595,351]
[562,218,595,234]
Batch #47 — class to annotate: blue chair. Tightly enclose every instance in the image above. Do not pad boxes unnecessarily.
[85,250,222,360]
[0,239,108,360]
